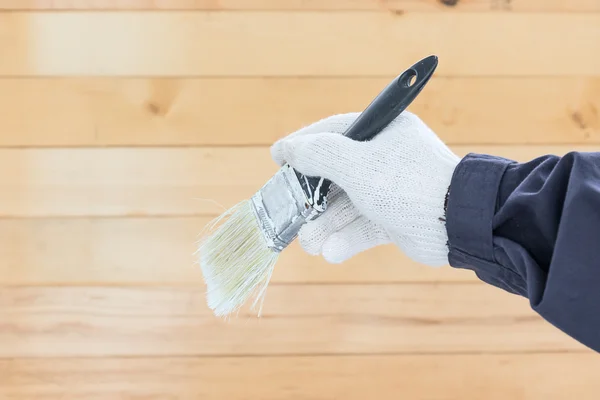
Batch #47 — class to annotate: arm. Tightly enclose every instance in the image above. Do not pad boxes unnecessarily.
[270,111,600,352]
[446,151,600,352]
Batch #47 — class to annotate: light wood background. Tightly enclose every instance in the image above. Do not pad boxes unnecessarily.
[0,1,599,399]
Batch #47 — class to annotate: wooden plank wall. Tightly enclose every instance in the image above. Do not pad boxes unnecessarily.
[0,1,599,398]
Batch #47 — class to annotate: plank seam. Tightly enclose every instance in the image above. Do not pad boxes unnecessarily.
[0,144,596,149]
[0,349,590,360]
[0,281,485,287]
[1,9,599,14]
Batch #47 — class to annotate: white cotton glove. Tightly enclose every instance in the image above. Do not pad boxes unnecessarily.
[270,111,461,267]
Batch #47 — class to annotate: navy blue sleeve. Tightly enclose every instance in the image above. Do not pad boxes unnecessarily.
[445,151,600,353]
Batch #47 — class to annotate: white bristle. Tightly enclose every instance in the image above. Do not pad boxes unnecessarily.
[196,199,279,317]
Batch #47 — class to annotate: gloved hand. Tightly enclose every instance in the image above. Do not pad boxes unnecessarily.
[270,111,461,267]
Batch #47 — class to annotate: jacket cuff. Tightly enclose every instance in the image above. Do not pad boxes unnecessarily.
[446,153,512,264]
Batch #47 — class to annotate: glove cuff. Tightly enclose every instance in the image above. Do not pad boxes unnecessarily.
[398,151,460,267]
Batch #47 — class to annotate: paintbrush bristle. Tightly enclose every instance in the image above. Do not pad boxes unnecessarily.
[196,199,279,317]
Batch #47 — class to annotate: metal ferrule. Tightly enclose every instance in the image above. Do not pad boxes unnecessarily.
[250,164,327,252]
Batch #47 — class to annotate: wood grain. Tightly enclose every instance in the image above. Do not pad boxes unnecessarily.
[0,77,598,146]
[1,12,599,76]
[0,285,588,357]
[2,354,599,399]
[0,217,475,285]
[2,0,600,12]
[0,145,597,217]
[0,3,597,397]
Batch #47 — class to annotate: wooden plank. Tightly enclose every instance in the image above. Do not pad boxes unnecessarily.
[0,217,475,285]
[2,0,600,12]
[2,354,599,399]
[0,145,597,217]
[1,77,598,146]
[1,12,599,76]
[0,285,588,357]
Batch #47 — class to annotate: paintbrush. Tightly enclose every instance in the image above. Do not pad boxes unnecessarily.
[197,55,439,317]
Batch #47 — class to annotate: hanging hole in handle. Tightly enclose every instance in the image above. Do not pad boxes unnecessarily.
[399,68,417,88]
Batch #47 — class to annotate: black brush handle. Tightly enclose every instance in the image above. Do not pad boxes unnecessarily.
[295,55,439,210]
